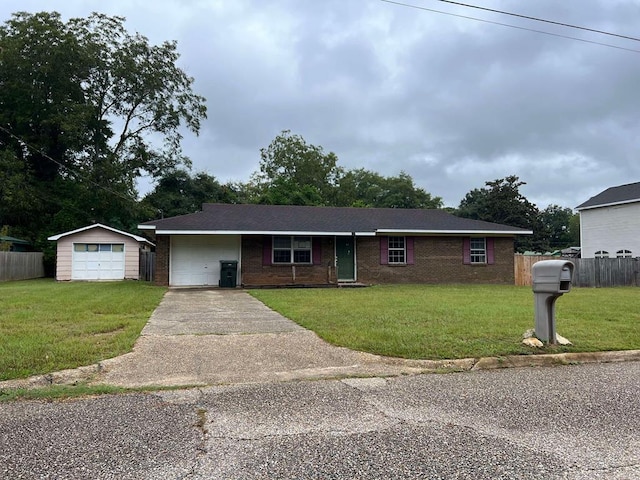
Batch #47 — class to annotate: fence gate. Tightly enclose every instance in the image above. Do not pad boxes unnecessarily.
[139,251,156,282]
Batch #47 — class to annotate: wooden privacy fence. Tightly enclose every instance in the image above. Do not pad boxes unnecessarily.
[515,254,640,287]
[139,251,155,282]
[0,252,45,282]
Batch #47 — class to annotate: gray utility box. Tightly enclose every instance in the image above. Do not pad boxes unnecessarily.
[219,260,238,288]
[531,260,574,343]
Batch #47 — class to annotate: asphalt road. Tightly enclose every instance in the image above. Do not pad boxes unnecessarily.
[1,361,639,479]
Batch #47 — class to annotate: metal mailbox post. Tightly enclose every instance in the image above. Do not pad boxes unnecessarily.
[531,260,574,344]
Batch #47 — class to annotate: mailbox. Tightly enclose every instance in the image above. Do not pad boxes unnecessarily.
[532,260,574,294]
[531,260,574,344]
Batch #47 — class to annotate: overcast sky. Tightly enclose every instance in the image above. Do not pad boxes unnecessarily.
[3,0,640,209]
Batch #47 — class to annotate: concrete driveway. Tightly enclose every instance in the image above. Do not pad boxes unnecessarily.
[91,289,640,389]
[95,289,453,388]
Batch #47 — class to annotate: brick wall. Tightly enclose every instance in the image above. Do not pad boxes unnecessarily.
[156,234,515,287]
[154,235,170,286]
[357,236,515,285]
[241,236,337,286]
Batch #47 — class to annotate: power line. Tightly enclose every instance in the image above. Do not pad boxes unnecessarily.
[435,0,640,43]
[0,124,139,204]
[380,0,640,54]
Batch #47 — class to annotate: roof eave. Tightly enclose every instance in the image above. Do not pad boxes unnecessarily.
[150,229,376,236]
[576,198,640,211]
[48,223,152,245]
[376,229,532,236]
[139,228,531,236]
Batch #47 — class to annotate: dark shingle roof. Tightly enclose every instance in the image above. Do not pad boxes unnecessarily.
[140,204,531,235]
[576,182,640,210]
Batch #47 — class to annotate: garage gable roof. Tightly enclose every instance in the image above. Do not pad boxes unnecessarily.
[48,223,154,245]
[139,204,532,236]
[576,181,640,210]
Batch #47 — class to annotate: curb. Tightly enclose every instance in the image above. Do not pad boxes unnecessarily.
[471,349,640,370]
[2,350,639,392]
[0,364,103,391]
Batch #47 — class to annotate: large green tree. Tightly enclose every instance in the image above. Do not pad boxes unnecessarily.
[0,11,206,245]
[336,169,442,208]
[456,175,548,252]
[245,130,442,209]
[140,169,237,220]
[248,130,341,205]
[540,204,580,250]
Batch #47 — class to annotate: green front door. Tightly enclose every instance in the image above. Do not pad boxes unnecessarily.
[336,236,355,281]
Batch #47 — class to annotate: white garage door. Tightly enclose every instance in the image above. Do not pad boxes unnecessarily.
[171,235,240,286]
[72,243,125,280]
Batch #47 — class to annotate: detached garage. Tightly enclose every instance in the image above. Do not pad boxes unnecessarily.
[48,224,153,281]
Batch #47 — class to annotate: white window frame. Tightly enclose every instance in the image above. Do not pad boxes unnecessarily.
[73,243,124,252]
[272,236,312,264]
[388,236,406,264]
[616,249,632,258]
[470,238,487,264]
[594,250,609,258]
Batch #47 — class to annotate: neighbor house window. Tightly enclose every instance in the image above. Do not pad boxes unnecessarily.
[616,249,632,258]
[272,236,312,264]
[74,243,124,252]
[388,236,406,264]
[470,238,487,264]
[594,250,609,258]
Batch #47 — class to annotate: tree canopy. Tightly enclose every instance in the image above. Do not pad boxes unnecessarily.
[336,169,442,209]
[248,130,341,205]
[0,11,206,246]
[540,204,580,250]
[140,169,237,221]
[244,130,442,209]
[456,175,548,252]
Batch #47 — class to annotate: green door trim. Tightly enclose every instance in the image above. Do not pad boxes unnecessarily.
[336,236,356,281]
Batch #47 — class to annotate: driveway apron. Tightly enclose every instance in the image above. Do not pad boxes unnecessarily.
[95,290,425,388]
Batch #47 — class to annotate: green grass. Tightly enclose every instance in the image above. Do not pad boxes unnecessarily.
[0,384,194,402]
[0,279,166,381]
[250,285,640,360]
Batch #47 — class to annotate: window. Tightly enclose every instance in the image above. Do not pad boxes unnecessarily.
[594,250,609,258]
[470,238,486,264]
[616,249,632,258]
[388,236,406,264]
[272,236,312,264]
[73,243,124,252]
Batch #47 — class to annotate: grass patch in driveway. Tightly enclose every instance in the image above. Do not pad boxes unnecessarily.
[250,285,640,360]
[0,279,166,381]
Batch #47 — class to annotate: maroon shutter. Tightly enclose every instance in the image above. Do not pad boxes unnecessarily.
[406,237,414,265]
[487,238,495,265]
[312,237,322,265]
[262,236,272,265]
[463,238,471,264]
[380,236,389,265]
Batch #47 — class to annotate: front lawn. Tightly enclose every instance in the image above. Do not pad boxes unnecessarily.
[250,285,640,359]
[0,279,166,381]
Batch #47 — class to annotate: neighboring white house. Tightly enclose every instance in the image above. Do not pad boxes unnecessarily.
[48,224,153,281]
[576,182,640,259]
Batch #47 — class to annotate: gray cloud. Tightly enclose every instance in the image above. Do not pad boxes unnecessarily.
[2,0,640,209]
